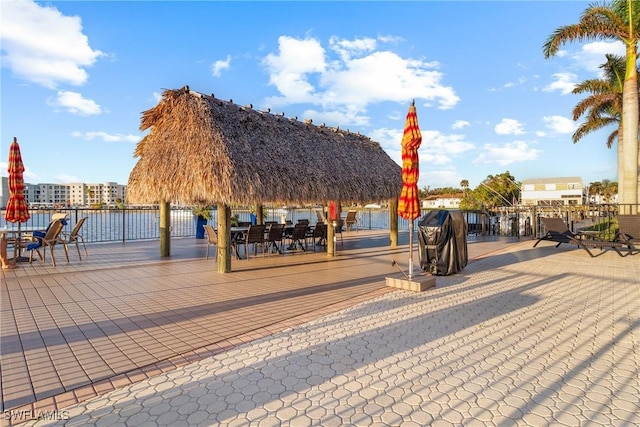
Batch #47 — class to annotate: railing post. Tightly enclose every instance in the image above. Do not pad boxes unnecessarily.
[122,207,126,243]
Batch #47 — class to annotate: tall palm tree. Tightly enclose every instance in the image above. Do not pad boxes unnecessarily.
[571,54,625,148]
[543,0,639,206]
[572,54,626,194]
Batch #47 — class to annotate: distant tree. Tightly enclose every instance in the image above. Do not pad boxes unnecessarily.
[587,180,619,203]
[459,179,478,210]
[601,179,619,202]
[473,172,520,208]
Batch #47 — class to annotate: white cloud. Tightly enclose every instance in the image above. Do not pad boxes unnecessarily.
[329,35,377,62]
[1,161,38,181]
[71,131,140,143]
[262,35,459,114]
[495,118,525,135]
[212,55,231,77]
[452,120,470,130]
[301,108,370,128]
[473,140,540,166]
[542,72,577,95]
[573,41,625,72]
[0,0,103,88]
[421,169,465,189]
[49,91,101,116]
[262,36,327,103]
[490,76,527,92]
[370,127,474,167]
[541,115,576,134]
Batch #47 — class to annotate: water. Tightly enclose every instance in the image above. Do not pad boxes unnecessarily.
[1,207,522,244]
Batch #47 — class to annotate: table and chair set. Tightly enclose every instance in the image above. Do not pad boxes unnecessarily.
[1,213,88,267]
[204,219,334,260]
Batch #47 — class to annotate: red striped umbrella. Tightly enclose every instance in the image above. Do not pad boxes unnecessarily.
[5,137,30,224]
[398,102,422,278]
[398,101,422,220]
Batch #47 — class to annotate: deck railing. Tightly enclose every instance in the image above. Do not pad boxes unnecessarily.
[1,204,638,244]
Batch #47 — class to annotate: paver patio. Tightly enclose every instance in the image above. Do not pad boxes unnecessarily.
[3,232,637,426]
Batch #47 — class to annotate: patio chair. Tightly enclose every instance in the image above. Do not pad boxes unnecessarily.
[616,214,639,254]
[345,210,359,233]
[203,225,218,260]
[264,223,285,256]
[288,223,308,254]
[534,217,629,257]
[58,217,88,260]
[23,218,68,266]
[306,222,327,251]
[239,224,265,259]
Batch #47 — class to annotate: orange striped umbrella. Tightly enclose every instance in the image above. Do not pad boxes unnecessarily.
[397,102,422,279]
[5,137,30,223]
[398,101,422,220]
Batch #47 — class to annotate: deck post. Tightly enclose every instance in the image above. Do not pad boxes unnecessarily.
[159,201,171,256]
[389,198,398,247]
[217,204,232,273]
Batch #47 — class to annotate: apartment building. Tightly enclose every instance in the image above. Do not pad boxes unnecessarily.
[0,177,126,208]
[520,176,583,206]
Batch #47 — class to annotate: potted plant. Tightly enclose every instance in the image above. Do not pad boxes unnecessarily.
[192,205,213,239]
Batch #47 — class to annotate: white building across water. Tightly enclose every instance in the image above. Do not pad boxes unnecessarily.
[519,176,583,206]
[0,177,126,208]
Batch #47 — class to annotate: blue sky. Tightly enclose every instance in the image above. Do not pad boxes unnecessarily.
[1,0,621,192]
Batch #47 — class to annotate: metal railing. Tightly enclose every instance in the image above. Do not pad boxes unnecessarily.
[2,204,638,244]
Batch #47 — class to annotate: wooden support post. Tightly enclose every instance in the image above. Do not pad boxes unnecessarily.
[159,201,171,257]
[217,204,231,273]
[257,205,264,225]
[389,198,398,247]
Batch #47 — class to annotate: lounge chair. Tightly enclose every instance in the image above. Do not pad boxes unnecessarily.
[58,217,88,260]
[616,214,639,254]
[534,217,630,257]
[533,217,580,247]
[345,210,359,233]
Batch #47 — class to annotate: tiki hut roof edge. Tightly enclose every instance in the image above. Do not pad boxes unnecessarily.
[127,86,402,206]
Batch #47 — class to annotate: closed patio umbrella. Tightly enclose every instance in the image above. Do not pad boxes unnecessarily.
[5,137,30,260]
[398,101,422,278]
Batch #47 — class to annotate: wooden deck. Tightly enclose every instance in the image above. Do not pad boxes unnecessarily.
[0,230,517,415]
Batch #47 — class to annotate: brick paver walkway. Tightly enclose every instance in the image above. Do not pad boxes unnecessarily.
[3,233,638,425]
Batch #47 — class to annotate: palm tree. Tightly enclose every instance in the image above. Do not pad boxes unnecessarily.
[571,54,625,148]
[543,0,639,206]
[572,54,627,197]
[601,179,619,202]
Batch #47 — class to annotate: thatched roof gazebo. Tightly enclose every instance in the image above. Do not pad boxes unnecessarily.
[127,86,402,272]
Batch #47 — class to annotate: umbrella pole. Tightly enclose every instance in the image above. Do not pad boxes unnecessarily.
[408,219,414,279]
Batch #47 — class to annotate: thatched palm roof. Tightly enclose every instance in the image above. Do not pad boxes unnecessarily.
[127,86,402,206]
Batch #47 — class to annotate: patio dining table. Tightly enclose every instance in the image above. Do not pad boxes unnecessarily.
[227,224,318,258]
[1,226,45,262]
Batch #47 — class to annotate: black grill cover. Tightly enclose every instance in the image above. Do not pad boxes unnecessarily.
[417,210,468,275]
